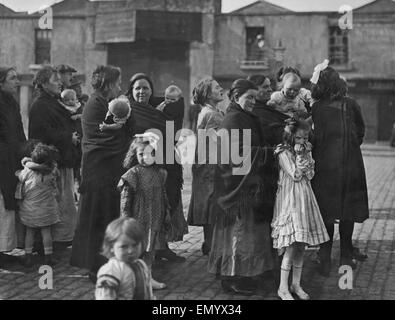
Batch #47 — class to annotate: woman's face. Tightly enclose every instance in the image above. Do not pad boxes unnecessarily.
[132,79,152,105]
[236,89,257,112]
[257,78,272,102]
[208,80,224,105]
[42,72,62,96]
[108,76,122,100]
[0,70,19,94]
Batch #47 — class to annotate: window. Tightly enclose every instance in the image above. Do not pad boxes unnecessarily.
[329,26,349,66]
[246,27,265,61]
[35,29,52,64]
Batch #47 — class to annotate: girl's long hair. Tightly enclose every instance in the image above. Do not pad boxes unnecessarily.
[311,66,347,101]
[282,118,311,148]
[123,138,151,169]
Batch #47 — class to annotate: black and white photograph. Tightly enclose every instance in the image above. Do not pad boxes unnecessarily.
[0,0,395,303]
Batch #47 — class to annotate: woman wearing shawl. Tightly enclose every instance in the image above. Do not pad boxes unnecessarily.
[29,66,79,249]
[125,73,187,262]
[70,65,131,281]
[0,67,26,264]
[208,79,276,295]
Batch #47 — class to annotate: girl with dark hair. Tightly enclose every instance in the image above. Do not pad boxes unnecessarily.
[0,67,26,265]
[208,79,276,295]
[29,66,79,249]
[188,78,224,255]
[310,64,369,276]
[70,65,129,281]
[272,119,329,300]
[125,73,187,263]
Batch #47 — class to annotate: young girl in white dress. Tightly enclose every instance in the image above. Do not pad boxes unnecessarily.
[271,119,329,300]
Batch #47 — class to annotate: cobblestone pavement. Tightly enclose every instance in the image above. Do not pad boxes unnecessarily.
[1,144,394,300]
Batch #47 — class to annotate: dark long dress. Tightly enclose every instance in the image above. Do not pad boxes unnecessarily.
[0,90,26,211]
[188,104,224,226]
[312,97,369,223]
[70,92,133,271]
[208,102,276,277]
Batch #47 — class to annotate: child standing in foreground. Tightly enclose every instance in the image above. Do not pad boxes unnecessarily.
[15,143,60,267]
[118,133,169,290]
[95,217,154,300]
[271,119,329,300]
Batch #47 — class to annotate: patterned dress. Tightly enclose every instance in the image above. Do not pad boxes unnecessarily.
[118,165,167,252]
[271,144,329,253]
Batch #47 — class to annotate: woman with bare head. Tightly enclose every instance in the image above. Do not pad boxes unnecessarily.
[0,67,26,265]
[188,77,225,256]
[208,79,277,295]
[70,65,131,281]
[29,65,80,252]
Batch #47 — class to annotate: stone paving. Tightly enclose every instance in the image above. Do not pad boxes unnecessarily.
[1,144,394,300]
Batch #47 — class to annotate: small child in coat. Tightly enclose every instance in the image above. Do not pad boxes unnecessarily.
[95,217,154,300]
[15,143,60,267]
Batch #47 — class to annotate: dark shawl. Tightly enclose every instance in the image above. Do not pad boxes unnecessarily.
[215,102,278,224]
[252,99,289,147]
[130,99,183,209]
[0,90,26,210]
[29,91,78,169]
[80,92,133,188]
[312,97,369,223]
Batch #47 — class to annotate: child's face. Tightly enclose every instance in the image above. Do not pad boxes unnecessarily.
[283,80,301,99]
[165,93,181,104]
[136,145,155,166]
[295,129,309,145]
[112,234,142,263]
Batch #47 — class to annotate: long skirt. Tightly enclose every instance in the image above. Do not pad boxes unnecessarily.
[52,168,78,242]
[70,182,120,271]
[208,207,274,277]
[0,191,16,252]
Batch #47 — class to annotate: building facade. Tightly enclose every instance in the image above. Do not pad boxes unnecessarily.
[214,0,395,141]
[1,0,394,141]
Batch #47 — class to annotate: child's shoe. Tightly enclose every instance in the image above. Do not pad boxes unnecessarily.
[290,284,310,300]
[151,279,167,290]
[277,289,294,300]
[43,254,58,267]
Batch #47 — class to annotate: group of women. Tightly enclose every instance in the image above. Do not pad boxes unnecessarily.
[0,64,369,298]
[187,71,369,295]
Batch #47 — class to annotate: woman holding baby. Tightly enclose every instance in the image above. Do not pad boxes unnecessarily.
[70,65,133,281]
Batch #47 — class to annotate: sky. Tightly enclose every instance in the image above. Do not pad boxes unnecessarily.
[0,0,376,13]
